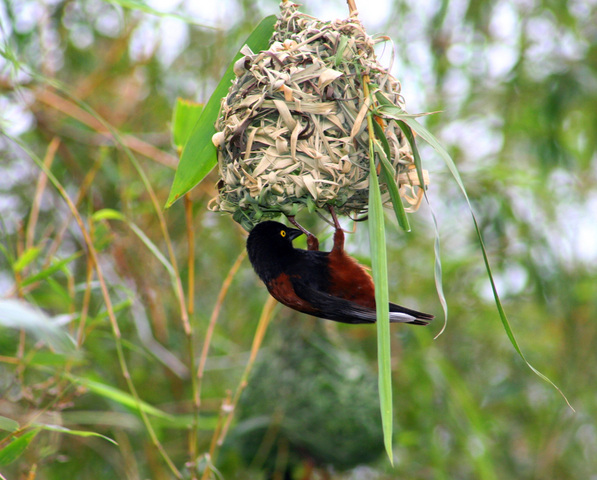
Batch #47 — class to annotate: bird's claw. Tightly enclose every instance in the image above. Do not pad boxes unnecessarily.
[287,216,320,251]
[328,205,342,230]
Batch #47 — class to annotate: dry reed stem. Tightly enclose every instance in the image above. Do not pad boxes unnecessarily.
[184,193,199,467]
[196,250,247,401]
[42,153,104,267]
[35,80,195,474]
[76,256,95,348]
[199,295,277,480]
[36,88,178,169]
[20,141,183,478]
[185,194,196,316]
[217,295,277,446]
[26,137,58,251]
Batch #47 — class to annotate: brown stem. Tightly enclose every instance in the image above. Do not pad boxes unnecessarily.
[347,0,358,16]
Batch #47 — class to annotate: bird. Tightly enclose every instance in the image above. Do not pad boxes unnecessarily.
[246,212,434,326]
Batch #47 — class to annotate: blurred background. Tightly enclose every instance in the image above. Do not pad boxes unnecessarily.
[1,0,596,478]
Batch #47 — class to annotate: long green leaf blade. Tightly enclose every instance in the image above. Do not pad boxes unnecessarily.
[0,429,40,465]
[67,375,175,421]
[393,120,449,335]
[165,15,277,208]
[386,113,573,409]
[368,140,393,464]
[373,139,411,232]
[21,252,82,287]
[34,424,118,446]
[13,246,41,273]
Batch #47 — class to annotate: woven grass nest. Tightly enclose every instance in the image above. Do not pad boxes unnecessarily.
[210,1,429,230]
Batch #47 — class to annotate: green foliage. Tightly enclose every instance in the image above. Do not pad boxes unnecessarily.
[366,111,394,463]
[0,429,40,466]
[172,99,204,151]
[233,323,384,474]
[1,0,596,479]
[0,299,76,354]
[166,15,277,208]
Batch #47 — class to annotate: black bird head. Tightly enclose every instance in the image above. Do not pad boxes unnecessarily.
[246,221,303,281]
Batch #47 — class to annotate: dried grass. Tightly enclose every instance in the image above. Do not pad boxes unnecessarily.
[210,1,429,229]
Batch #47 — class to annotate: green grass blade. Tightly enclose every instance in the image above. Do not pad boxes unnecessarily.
[91,208,125,222]
[0,428,40,465]
[392,120,449,335]
[34,423,118,445]
[66,375,175,421]
[386,113,574,410]
[427,200,449,337]
[13,246,41,273]
[368,140,393,464]
[165,14,277,208]
[21,252,82,287]
[371,120,411,231]
[373,139,411,232]
[91,210,179,294]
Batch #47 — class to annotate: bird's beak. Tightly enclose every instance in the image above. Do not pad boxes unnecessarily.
[287,228,303,241]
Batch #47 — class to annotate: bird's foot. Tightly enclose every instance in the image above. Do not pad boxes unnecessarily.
[327,206,345,252]
[287,216,320,251]
[328,205,342,230]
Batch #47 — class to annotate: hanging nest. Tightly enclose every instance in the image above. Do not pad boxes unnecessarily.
[209,1,429,230]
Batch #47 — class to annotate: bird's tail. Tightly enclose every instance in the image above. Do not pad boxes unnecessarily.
[389,302,434,326]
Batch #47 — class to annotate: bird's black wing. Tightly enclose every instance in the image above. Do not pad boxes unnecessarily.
[291,282,426,325]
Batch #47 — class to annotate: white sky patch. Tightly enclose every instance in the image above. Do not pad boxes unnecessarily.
[479,262,529,301]
[157,17,189,67]
[487,43,518,79]
[0,96,35,136]
[558,193,597,265]
[95,4,123,37]
[489,1,519,40]
[129,18,159,63]
[183,0,238,27]
[439,116,504,162]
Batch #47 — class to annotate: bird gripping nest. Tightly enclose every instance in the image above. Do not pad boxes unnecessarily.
[210,1,429,231]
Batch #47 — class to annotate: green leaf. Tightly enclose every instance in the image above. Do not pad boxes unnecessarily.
[172,98,204,151]
[91,208,125,222]
[67,375,175,421]
[0,428,40,465]
[165,14,277,208]
[128,223,176,278]
[21,252,82,287]
[34,423,117,446]
[388,114,574,410]
[367,136,393,464]
[0,416,19,432]
[13,246,41,273]
[0,299,76,354]
[371,121,411,231]
[395,120,426,191]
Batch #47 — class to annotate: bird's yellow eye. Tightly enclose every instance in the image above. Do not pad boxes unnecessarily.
[280,230,286,237]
